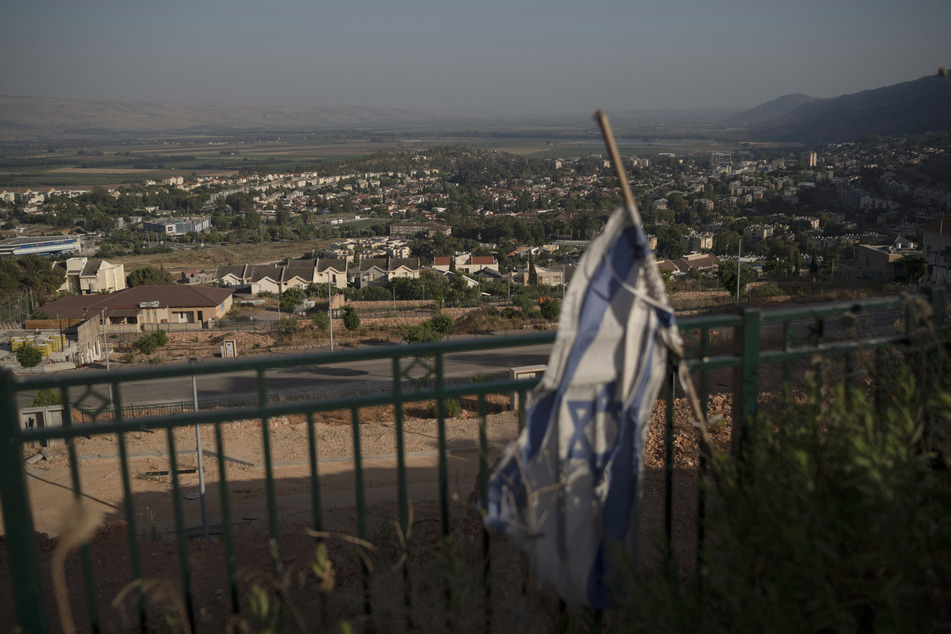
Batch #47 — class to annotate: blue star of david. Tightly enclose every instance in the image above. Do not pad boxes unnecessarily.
[565,384,623,477]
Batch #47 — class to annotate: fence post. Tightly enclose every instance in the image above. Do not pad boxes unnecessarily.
[0,368,49,632]
[732,308,761,458]
[927,286,947,331]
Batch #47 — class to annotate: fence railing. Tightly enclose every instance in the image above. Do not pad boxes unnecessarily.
[1,289,946,632]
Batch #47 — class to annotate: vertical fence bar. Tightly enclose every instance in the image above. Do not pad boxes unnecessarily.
[928,286,947,331]
[435,353,450,536]
[813,317,825,402]
[349,406,372,620]
[61,387,101,632]
[213,420,239,614]
[694,331,709,595]
[256,369,282,575]
[782,321,793,396]
[165,428,196,631]
[113,389,147,631]
[734,309,761,460]
[0,370,48,632]
[390,357,414,630]
[478,394,492,634]
[306,411,324,535]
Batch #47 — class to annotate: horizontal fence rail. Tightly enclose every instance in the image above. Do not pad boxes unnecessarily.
[0,289,946,632]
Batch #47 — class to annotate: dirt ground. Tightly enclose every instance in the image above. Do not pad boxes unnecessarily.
[1,390,737,632]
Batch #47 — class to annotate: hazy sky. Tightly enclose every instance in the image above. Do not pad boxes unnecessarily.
[3,0,948,115]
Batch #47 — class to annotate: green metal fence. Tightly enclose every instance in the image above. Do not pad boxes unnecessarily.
[1,289,946,632]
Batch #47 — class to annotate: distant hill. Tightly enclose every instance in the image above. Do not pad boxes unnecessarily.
[737,74,951,143]
[731,93,819,126]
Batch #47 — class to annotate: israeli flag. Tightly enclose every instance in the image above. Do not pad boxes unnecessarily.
[484,204,679,609]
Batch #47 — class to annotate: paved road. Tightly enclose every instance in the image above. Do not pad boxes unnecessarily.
[16,335,554,410]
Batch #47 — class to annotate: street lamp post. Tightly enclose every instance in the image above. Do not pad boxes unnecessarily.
[189,358,210,540]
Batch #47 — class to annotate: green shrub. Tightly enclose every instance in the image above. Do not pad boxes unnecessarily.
[135,332,167,355]
[751,282,783,298]
[312,312,330,331]
[429,312,453,335]
[30,388,61,407]
[277,317,300,334]
[539,297,561,322]
[611,364,951,632]
[15,344,43,369]
[428,398,462,419]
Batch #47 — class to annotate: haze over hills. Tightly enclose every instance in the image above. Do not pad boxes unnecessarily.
[734,73,951,143]
[729,94,821,126]
[1,72,950,143]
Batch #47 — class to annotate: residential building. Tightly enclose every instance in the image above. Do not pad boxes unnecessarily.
[670,253,719,274]
[38,285,234,332]
[214,261,317,294]
[389,221,452,238]
[744,225,775,243]
[516,265,564,286]
[180,270,216,285]
[142,216,211,236]
[352,257,421,288]
[55,257,126,295]
[857,245,905,280]
[316,259,349,289]
[680,232,714,253]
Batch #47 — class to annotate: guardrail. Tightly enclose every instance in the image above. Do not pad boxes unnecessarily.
[1,289,945,632]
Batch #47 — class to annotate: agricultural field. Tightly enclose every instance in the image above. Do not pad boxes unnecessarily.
[0,128,746,188]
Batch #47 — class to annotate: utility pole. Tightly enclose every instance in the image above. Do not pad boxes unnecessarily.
[328,277,334,353]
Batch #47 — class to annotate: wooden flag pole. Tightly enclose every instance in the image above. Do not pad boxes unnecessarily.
[595,110,640,224]
[595,109,716,464]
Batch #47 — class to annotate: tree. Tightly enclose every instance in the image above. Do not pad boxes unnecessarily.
[30,388,61,407]
[528,252,539,286]
[136,332,167,355]
[540,297,561,322]
[127,266,174,287]
[277,317,300,335]
[716,261,755,296]
[312,311,330,331]
[429,313,453,335]
[401,322,441,345]
[898,255,928,285]
[16,344,43,369]
[279,289,303,313]
[342,305,361,334]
